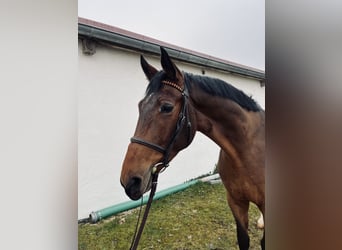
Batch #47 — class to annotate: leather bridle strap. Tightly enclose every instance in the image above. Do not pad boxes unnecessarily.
[130,137,166,155]
[129,173,159,250]
[130,79,190,169]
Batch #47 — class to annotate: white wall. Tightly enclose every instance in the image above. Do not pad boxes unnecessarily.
[78,40,265,219]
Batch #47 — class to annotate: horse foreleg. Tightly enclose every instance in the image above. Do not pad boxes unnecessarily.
[261,229,265,250]
[258,206,265,250]
[257,213,264,229]
[227,195,250,250]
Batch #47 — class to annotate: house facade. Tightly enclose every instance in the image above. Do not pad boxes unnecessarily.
[78,17,265,219]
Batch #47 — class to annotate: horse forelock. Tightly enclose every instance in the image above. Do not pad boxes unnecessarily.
[145,71,165,96]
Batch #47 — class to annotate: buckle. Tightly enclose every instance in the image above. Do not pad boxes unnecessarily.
[152,162,169,174]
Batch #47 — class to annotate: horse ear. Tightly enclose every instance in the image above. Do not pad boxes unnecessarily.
[140,55,158,81]
[160,47,182,81]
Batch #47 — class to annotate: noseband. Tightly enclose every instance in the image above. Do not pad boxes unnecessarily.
[130,79,191,174]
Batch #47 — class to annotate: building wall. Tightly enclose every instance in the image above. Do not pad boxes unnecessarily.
[78,40,265,218]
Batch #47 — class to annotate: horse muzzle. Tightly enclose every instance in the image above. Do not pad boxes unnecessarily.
[121,172,154,200]
[123,176,144,200]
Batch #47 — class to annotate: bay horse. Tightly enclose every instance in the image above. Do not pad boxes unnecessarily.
[120,47,265,250]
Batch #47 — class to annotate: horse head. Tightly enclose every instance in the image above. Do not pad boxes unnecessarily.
[120,47,196,200]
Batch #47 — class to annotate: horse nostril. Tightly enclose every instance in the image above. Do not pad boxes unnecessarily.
[125,176,142,200]
[130,177,141,188]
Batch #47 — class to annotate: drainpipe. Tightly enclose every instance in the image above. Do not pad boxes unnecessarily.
[87,179,198,223]
[79,174,221,224]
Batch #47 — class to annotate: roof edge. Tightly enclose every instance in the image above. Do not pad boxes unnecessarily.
[78,17,265,81]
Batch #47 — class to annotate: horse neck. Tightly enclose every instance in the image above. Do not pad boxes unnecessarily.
[189,86,263,156]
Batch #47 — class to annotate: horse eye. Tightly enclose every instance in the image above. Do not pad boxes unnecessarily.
[160,103,174,113]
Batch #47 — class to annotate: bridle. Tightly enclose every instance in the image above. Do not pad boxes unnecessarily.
[128,79,192,250]
[130,79,192,174]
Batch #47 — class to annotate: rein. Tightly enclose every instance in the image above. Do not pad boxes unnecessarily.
[129,173,159,250]
[128,80,191,250]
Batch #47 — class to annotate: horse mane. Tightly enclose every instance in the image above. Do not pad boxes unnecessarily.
[184,73,262,112]
[145,71,262,112]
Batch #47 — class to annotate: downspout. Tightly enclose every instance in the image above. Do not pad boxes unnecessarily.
[79,174,220,224]
[88,179,198,223]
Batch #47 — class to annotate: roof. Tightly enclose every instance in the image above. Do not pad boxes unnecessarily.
[78,17,265,81]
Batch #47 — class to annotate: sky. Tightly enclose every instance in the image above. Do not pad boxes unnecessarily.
[78,0,265,70]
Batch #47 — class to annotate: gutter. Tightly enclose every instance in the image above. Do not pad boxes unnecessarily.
[78,19,265,82]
